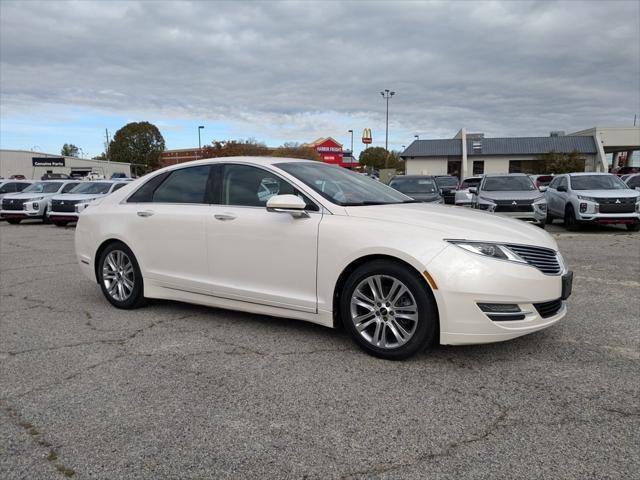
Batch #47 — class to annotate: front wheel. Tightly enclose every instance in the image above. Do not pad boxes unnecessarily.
[340,260,438,360]
[536,220,546,229]
[626,223,640,232]
[564,205,580,231]
[98,241,146,309]
[7,218,21,224]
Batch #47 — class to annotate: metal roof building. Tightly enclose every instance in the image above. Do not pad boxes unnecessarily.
[399,128,639,178]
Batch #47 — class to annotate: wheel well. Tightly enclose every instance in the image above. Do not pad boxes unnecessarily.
[331,254,440,332]
[93,239,126,284]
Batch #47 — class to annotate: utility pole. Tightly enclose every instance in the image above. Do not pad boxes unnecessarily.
[380,89,395,168]
[105,128,111,177]
[197,125,205,160]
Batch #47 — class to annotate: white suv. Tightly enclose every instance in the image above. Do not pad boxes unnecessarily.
[0,180,81,224]
[545,173,640,231]
[48,180,130,226]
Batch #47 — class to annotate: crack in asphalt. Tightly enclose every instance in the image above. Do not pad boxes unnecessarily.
[0,399,76,477]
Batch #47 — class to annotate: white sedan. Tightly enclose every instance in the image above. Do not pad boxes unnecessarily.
[75,157,572,359]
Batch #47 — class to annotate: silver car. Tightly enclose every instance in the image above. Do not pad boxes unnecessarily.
[0,180,81,224]
[545,173,640,232]
[470,173,547,228]
[388,175,443,203]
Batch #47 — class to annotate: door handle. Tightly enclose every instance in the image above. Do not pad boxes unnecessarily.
[137,210,154,217]
[214,213,236,221]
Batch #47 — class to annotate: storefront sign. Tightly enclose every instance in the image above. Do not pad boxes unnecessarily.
[362,128,372,144]
[32,157,65,167]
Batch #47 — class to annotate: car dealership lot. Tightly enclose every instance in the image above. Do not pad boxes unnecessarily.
[1,222,638,479]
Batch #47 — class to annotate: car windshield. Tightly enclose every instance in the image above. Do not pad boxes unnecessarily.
[435,176,458,187]
[461,178,481,188]
[70,182,112,194]
[276,162,413,206]
[483,176,536,191]
[22,182,62,193]
[390,177,438,194]
[570,175,628,190]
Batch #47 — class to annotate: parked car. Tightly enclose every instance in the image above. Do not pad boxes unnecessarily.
[613,166,639,176]
[40,172,71,180]
[388,175,443,203]
[9,174,27,180]
[433,175,459,204]
[48,181,130,226]
[110,172,130,179]
[530,174,554,188]
[470,173,547,228]
[0,180,81,224]
[545,173,640,231]
[0,180,32,202]
[624,173,640,190]
[75,157,572,360]
[454,176,483,206]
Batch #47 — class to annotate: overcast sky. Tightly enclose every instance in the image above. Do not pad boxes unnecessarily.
[1,0,639,158]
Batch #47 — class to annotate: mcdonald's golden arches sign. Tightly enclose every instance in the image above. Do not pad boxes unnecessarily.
[362,128,372,144]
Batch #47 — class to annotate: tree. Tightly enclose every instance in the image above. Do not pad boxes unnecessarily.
[538,149,585,174]
[61,143,79,157]
[200,139,270,158]
[109,122,165,175]
[272,142,321,161]
[359,147,402,171]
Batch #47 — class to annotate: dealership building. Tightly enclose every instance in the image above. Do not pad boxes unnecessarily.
[0,150,132,179]
[401,127,640,178]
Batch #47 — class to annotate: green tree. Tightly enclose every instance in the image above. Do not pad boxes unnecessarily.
[538,149,585,174]
[60,143,79,157]
[200,139,270,158]
[359,147,401,170]
[109,122,165,175]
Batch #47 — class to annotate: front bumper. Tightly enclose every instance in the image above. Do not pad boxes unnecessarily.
[426,245,568,345]
[495,210,546,224]
[577,211,640,224]
[49,211,80,222]
[0,205,45,219]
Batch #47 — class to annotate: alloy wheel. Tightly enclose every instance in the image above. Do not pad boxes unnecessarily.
[102,250,135,301]
[350,275,419,349]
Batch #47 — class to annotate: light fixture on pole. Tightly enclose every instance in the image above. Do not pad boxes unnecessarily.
[197,125,205,160]
[380,89,395,168]
[414,134,419,141]
[347,129,353,154]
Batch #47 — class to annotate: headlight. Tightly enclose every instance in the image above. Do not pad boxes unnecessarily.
[533,198,547,212]
[447,240,527,264]
[577,195,596,202]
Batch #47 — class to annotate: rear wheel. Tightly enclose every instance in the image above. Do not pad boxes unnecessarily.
[7,219,21,224]
[626,223,640,232]
[564,205,580,231]
[98,241,146,309]
[340,260,437,360]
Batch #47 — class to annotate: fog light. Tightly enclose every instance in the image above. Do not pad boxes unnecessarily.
[579,203,587,213]
[32,202,39,209]
[477,303,525,321]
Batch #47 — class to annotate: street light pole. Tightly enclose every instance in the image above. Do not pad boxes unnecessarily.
[380,89,395,168]
[348,129,353,155]
[197,125,205,160]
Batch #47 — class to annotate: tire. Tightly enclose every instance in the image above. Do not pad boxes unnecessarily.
[340,260,438,360]
[53,220,68,227]
[42,208,50,224]
[536,220,546,229]
[98,241,146,309]
[564,205,580,231]
[626,223,640,232]
[546,209,554,224]
[7,219,21,224]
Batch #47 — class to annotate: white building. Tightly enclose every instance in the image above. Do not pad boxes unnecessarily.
[401,127,640,178]
[0,150,132,179]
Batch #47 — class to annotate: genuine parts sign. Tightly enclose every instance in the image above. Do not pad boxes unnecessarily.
[32,157,65,167]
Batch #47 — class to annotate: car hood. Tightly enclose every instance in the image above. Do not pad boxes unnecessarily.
[406,192,441,202]
[3,192,60,199]
[478,191,545,201]
[50,193,107,201]
[571,189,639,199]
[345,203,557,249]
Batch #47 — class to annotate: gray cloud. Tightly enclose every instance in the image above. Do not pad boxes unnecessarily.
[1,0,639,147]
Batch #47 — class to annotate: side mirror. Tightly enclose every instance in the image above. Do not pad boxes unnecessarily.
[557,185,567,192]
[468,187,478,195]
[539,185,548,192]
[266,194,308,218]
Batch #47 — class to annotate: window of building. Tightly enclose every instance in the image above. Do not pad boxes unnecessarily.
[472,161,484,175]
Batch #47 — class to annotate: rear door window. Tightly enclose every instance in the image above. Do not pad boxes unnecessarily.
[152,166,211,204]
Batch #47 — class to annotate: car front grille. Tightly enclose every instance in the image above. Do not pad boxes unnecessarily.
[534,298,563,318]
[493,199,534,213]
[506,244,562,275]
[51,199,79,213]
[594,197,636,214]
[2,199,25,211]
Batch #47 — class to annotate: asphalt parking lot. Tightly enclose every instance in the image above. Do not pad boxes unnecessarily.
[1,220,638,479]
